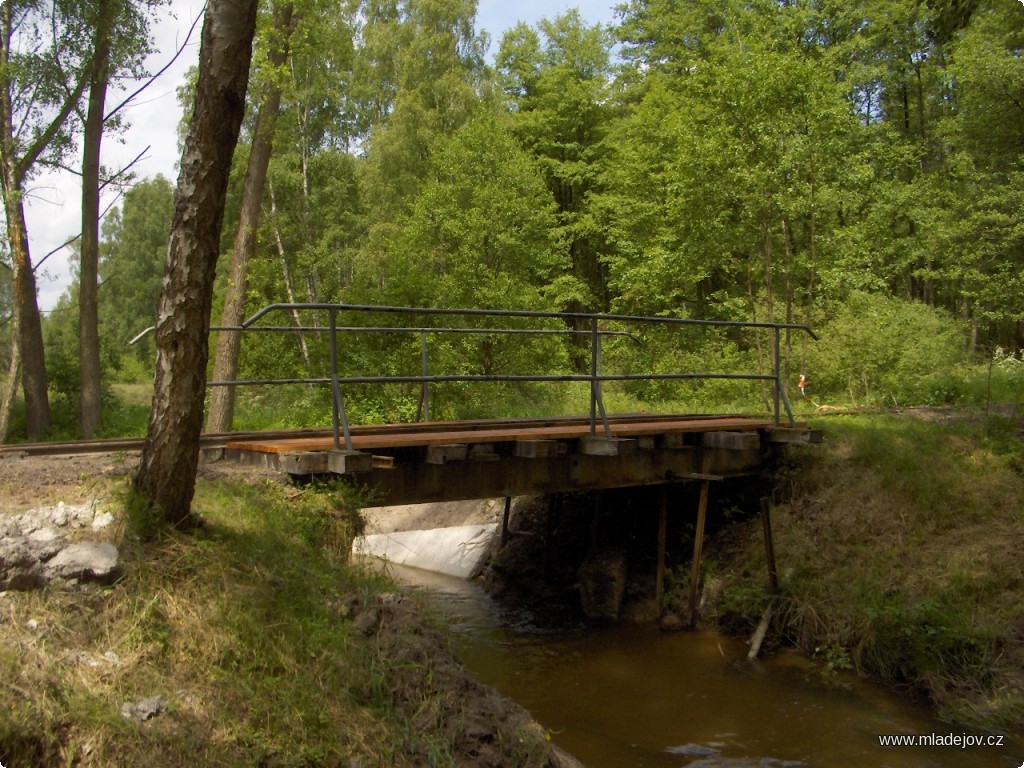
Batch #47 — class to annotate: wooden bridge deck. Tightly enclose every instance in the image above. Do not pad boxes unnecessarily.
[223,414,818,506]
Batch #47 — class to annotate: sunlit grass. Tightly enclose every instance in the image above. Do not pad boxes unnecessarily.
[707,410,1024,732]
[2,474,545,767]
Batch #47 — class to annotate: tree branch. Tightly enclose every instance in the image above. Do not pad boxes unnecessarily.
[100,146,149,191]
[14,70,90,183]
[32,192,122,273]
[104,4,205,123]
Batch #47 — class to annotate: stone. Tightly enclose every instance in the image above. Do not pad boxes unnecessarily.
[121,695,167,723]
[353,607,380,636]
[44,542,122,585]
[92,512,115,530]
[27,527,65,560]
[0,537,46,590]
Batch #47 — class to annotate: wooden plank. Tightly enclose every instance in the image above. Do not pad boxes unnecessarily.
[426,443,468,464]
[669,471,724,482]
[226,416,776,455]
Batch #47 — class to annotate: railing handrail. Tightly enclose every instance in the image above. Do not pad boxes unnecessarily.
[133,302,818,449]
[241,301,819,340]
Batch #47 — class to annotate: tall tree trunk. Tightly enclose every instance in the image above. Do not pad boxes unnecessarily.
[0,0,86,441]
[133,0,259,527]
[207,1,295,433]
[1,181,50,440]
[0,311,22,442]
[79,0,115,439]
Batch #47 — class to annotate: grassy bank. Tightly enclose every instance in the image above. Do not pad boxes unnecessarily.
[0,474,565,767]
[706,408,1024,733]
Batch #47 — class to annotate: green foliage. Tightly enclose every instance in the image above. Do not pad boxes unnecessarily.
[498,11,616,314]
[41,0,1024,436]
[807,292,967,405]
[98,176,175,367]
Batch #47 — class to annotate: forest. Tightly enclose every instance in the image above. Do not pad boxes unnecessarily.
[2,0,1023,443]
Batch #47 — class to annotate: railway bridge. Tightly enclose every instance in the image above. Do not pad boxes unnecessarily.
[201,302,819,497]
[196,302,821,621]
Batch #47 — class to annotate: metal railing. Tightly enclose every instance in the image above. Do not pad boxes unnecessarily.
[134,302,818,451]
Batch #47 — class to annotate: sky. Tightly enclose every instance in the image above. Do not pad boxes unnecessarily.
[26,0,621,314]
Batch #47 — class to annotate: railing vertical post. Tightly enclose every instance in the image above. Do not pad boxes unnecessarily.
[590,319,598,435]
[328,309,353,451]
[419,331,430,422]
[329,310,340,449]
[589,319,612,438]
[772,326,781,427]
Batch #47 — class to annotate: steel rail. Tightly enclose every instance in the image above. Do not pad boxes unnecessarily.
[0,413,733,458]
[129,325,642,345]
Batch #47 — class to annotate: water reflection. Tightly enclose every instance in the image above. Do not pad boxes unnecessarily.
[377,562,1021,768]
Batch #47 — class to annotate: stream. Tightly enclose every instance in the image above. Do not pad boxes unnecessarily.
[382,562,1022,768]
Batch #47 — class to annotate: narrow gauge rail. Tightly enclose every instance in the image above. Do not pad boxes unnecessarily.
[0,413,720,459]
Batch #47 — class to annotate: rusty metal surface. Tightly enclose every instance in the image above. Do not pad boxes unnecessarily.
[225,415,777,455]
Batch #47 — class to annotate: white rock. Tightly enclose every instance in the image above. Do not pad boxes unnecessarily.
[44,542,121,584]
[91,512,115,530]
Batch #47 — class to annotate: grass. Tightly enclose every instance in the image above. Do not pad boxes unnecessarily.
[0,474,558,767]
[704,408,1024,732]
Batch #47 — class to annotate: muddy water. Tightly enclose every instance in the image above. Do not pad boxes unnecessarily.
[383,563,1021,768]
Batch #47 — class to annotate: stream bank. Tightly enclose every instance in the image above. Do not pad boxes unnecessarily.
[387,561,1021,767]
[461,409,1024,740]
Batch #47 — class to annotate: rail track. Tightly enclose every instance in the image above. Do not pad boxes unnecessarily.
[0,413,731,459]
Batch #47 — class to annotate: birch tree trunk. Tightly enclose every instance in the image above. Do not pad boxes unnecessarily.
[133,0,259,527]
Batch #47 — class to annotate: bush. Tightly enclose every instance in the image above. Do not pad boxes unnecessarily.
[807,292,968,406]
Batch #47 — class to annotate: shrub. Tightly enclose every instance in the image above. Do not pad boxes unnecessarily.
[807,292,968,406]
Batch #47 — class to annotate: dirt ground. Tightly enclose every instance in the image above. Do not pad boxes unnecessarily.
[0,451,135,512]
[0,449,505,535]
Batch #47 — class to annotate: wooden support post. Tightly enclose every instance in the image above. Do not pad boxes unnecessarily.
[760,497,779,595]
[688,454,713,628]
[748,497,781,661]
[501,495,512,546]
[656,485,668,616]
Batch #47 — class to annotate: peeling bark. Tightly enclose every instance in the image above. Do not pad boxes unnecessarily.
[133,0,260,526]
